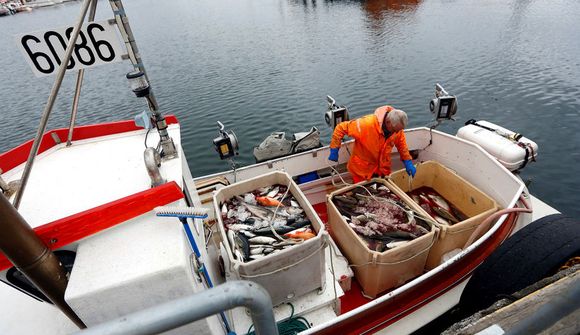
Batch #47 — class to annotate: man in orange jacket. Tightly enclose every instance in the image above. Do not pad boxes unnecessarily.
[328,105,416,183]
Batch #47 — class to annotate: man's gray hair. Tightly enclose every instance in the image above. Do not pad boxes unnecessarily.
[386,109,408,128]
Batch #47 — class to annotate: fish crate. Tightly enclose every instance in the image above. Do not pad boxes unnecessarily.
[326,178,437,298]
[213,171,327,306]
[389,160,499,269]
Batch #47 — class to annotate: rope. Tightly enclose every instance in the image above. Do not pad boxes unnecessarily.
[327,240,339,312]
[245,303,310,335]
[267,179,301,244]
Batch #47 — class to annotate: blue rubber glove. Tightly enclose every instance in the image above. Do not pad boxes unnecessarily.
[328,148,339,162]
[403,160,416,177]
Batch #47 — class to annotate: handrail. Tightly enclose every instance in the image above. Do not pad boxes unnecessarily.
[72,281,279,335]
[13,0,94,209]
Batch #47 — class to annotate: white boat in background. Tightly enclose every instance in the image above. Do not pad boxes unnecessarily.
[1,1,578,334]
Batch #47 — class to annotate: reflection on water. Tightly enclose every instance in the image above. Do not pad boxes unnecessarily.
[0,0,578,217]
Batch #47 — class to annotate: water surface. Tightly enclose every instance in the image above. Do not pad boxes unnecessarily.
[0,0,579,217]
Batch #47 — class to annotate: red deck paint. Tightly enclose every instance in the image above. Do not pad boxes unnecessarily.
[0,116,179,173]
[0,181,184,272]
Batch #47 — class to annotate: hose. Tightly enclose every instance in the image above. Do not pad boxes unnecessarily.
[463,194,532,248]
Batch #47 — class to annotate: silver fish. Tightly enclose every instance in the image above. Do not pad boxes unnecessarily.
[243,193,257,206]
[433,206,459,224]
[249,236,277,244]
[290,200,300,207]
[433,214,450,225]
[240,202,273,221]
[240,230,256,238]
[250,248,264,255]
[227,224,254,232]
[286,207,303,216]
[428,194,451,211]
[267,186,279,198]
[387,240,408,249]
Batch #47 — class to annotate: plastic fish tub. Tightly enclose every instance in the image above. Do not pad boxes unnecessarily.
[213,171,327,306]
[389,160,499,269]
[326,178,437,298]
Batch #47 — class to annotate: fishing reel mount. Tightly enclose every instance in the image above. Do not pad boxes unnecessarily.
[429,83,457,122]
[213,121,239,160]
[325,95,350,129]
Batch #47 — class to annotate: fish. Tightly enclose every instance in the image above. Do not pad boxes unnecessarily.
[334,195,358,205]
[243,193,257,206]
[428,194,451,211]
[289,219,311,229]
[290,200,300,207]
[284,231,316,240]
[226,224,255,232]
[256,196,284,207]
[227,230,244,261]
[433,214,450,225]
[451,206,468,221]
[286,207,303,216]
[236,233,251,261]
[253,225,296,236]
[240,202,273,221]
[249,236,277,244]
[266,186,280,198]
[433,206,459,224]
[386,240,408,249]
[240,230,256,238]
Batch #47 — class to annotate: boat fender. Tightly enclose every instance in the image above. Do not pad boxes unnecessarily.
[457,120,538,172]
[466,119,537,170]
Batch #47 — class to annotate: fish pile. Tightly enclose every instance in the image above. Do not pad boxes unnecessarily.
[408,187,467,225]
[220,184,315,263]
[332,182,431,252]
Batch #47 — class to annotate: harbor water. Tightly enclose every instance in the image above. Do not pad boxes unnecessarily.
[0,0,579,218]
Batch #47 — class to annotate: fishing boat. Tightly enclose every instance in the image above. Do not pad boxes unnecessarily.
[1,1,578,334]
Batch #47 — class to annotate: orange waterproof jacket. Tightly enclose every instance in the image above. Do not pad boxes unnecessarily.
[330,105,412,182]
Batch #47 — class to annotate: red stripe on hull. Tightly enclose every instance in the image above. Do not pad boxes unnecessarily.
[0,181,184,272]
[0,115,179,172]
[313,212,518,335]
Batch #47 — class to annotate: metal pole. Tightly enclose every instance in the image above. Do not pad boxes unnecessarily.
[72,281,278,335]
[109,0,177,159]
[0,194,86,329]
[66,0,98,147]
[13,0,93,209]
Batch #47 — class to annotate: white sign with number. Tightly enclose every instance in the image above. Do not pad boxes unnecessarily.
[17,20,124,77]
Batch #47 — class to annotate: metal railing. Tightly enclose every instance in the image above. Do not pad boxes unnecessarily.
[72,281,278,335]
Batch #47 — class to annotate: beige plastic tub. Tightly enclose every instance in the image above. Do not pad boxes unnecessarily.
[213,171,327,306]
[390,160,499,269]
[326,178,437,298]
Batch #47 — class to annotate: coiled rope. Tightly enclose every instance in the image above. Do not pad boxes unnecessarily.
[245,303,310,335]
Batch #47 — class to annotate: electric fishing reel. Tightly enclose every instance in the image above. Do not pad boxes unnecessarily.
[429,83,457,121]
[325,95,350,129]
[213,121,239,160]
